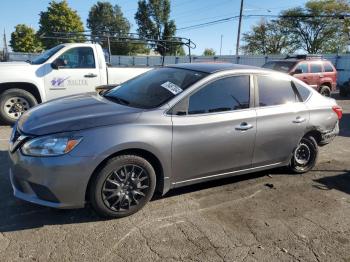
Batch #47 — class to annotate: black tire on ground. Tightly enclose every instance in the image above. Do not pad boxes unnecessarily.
[319,85,331,97]
[89,155,156,218]
[0,89,38,125]
[289,136,318,174]
[339,87,348,97]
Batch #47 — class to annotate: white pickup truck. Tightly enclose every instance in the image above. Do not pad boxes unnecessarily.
[0,43,152,124]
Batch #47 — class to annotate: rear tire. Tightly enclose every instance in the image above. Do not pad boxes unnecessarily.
[289,136,318,174]
[319,85,331,97]
[0,89,37,125]
[90,155,156,218]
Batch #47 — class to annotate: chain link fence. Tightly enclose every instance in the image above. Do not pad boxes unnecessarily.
[7,52,350,85]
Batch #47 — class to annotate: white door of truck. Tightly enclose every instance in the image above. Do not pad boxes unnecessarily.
[44,46,101,100]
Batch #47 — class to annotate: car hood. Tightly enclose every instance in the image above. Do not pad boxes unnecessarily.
[18,93,143,136]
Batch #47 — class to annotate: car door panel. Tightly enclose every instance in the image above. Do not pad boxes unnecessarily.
[44,46,101,100]
[172,110,257,182]
[170,74,256,183]
[253,103,309,166]
[253,75,309,167]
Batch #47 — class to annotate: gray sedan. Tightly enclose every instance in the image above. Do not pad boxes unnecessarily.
[8,63,342,218]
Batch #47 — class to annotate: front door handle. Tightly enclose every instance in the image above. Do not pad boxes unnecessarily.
[235,122,254,131]
[84,73,98,78]
[293,116,306,124]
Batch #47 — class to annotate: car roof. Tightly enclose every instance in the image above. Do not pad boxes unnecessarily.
[167,63,260,74]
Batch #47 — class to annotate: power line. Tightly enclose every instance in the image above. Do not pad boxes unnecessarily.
[177,16,240,31]
[177,14,350,31]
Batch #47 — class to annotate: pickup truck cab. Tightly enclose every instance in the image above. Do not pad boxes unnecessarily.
[0,43,151,124]
[262,56,337,97]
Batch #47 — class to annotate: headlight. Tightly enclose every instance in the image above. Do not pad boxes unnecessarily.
[21,135,82,156]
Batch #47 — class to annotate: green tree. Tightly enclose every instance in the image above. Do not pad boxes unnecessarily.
[135,0,178,55]
[279,0,350,53]
[241,19,298,55]
[10,24,43,52]
[38,0,85,49]
[87,1,142,55]
[203,48,216,56]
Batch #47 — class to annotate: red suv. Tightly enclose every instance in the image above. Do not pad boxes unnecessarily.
[262,55,337,97]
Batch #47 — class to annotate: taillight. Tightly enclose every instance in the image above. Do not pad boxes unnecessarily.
[332,105,343,120]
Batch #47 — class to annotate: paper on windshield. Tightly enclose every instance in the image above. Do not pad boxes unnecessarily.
[161,81,183,95]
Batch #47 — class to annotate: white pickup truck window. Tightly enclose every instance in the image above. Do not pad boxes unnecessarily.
[57,47,96,69]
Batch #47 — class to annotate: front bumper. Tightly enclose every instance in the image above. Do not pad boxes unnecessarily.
[8,148,97,209]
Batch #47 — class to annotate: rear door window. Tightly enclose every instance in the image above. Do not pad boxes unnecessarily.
[257,75,297,107]
[187,75,250,115]
[310,63,323,73]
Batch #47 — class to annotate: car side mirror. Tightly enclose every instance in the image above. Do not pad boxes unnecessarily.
[292,68,303,75]
[51,58,67,70]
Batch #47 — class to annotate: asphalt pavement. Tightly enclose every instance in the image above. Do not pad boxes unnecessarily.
[0,94,349,262]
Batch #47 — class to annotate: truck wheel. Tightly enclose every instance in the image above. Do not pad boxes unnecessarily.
[0,89,37,125]
[90,155,156,218]
[319,85,331,97]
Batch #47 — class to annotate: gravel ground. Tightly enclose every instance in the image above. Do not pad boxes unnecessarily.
[0,94,349,262]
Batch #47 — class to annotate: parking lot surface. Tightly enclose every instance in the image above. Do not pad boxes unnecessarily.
[0,95,350,262]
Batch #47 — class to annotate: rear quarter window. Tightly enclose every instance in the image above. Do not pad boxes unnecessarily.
[293,81,311,102]
[324,62,335,72]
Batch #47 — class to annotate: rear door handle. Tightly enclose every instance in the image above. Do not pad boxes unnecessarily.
[235,122,254,131]
[84,73,98,78]
[293,116,306,124]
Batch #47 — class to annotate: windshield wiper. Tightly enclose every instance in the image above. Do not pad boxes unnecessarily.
[104,95,130,106]
[25,60,32,64]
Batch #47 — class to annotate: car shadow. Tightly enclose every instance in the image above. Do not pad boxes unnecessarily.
[313,170,350,194]
[332,92,350,101]
[339,113,350,137]
[0,148,274,233]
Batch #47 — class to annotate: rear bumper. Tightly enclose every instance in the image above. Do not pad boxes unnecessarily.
[319,122,339,146]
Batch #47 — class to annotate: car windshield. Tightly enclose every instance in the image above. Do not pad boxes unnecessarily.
[262,61,297,73]
[104,67,208,109]
[30,45,65,65]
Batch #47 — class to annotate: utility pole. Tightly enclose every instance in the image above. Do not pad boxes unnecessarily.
[3,29,8,61]
[220,34,223,56]
[235,0,244,56]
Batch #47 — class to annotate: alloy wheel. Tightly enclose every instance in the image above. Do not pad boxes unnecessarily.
[102,164,150,211]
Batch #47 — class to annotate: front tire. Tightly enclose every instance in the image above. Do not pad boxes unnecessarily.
[90,155,156,218]
[0,89,37,125]
[289,136,318,174]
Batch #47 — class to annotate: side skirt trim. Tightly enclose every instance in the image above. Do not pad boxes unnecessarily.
[173,162,283,185]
